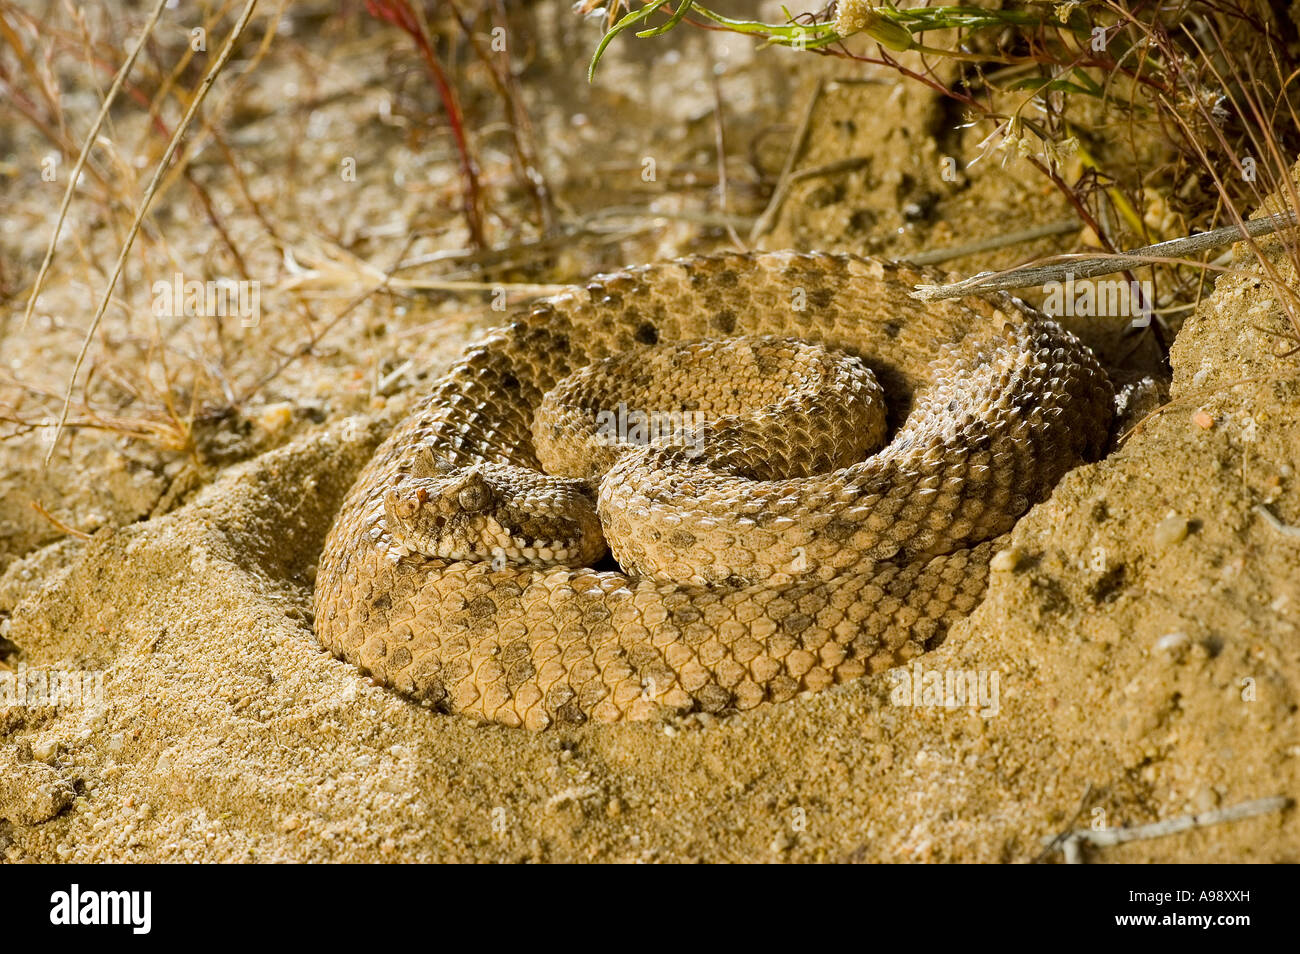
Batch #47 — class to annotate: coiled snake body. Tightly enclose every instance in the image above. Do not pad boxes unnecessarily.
[314,252,1112,729]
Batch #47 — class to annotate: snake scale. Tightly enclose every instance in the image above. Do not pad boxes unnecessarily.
[314,252,1113,729]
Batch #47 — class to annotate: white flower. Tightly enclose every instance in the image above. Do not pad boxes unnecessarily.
[835,0,873,36]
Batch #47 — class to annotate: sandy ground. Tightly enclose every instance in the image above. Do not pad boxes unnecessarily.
[1,2,1296,862]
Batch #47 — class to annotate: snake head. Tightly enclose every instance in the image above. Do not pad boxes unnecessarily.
[384,464,607,566]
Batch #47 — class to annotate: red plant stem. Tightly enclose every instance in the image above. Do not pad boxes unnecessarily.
[367,0,486,248]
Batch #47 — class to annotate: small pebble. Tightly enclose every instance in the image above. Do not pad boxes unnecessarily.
[990,547,1022,572]
[0,761,74,825]
[1154,632,1190,655]
[1152,512,1189,549]
[1192,409,1214,429]
[1193,789,1220,813]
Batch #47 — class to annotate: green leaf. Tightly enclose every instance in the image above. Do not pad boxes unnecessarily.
[637,0,693,38]
[588,0,676,81]
[860,12,914,51]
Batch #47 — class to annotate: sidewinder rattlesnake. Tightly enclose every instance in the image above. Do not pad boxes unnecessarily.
[314,252,1113,729]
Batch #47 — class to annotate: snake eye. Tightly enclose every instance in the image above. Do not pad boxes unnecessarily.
[457,481,492,511]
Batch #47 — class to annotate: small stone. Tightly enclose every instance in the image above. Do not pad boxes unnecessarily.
[1152,512,1190,549]
[1154,632,1190,655]
[1192,409,1214,429]
[990,547,1022,572]
[0,761,74,825]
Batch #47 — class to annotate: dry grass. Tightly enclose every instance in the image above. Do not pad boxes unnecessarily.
[0,0,564,471]
[2,0,1298,478]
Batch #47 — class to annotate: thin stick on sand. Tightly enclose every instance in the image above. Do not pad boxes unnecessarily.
[1040,795,1290,863]
[910,211,1298,301]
